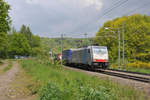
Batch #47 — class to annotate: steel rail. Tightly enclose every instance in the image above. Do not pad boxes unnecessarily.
[100,70,150,83]
[108,69,150,76]
[65,66,150,83]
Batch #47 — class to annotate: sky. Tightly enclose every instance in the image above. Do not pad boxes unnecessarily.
[5,0,150,38]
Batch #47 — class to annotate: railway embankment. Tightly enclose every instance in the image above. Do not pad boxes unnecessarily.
[19,59,147,100]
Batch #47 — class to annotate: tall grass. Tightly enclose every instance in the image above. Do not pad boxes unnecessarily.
[20,59,145,100]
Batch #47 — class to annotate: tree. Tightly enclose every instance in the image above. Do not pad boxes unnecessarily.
[20,25,32,41]
[0,0,11,33]
[0,0,11,58]
[19,25,41,48]
[0,32,8,58]
[30,35,41,48]
[20,25,32,40]
[94,14,150,62]
[8,33,31,57]
[20,24,27,35]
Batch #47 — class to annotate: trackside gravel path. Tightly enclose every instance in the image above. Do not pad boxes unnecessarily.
[0,61,36,100]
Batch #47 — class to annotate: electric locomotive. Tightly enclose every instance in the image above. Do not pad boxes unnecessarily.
[62,46,109,70]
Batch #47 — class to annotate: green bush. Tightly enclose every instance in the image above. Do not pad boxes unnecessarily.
[39,81,110,100]
[39,83,62,100]
[127,62,150,69]
[135,53,150,62]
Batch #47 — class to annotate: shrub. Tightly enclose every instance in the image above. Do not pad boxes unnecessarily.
[39,82,110,100]
[127,62,150,69]
[39,83,62,100]
[136,53,150,62]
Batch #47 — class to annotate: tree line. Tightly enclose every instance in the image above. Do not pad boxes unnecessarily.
[41,38,93,54]
[0,0,41,58]
[94,14,150,63]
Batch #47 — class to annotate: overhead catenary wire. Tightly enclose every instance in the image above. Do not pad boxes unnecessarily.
[71,0,130,33]
[99,0,127,16]
[124,1,150,16]
[52,0,149,38]
[97,0,129,21]
[96,0,150,25]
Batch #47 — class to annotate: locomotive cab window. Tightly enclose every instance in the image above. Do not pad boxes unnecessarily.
[93,47,107,54]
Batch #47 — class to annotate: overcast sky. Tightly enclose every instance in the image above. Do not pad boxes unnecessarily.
[5,0,150,37]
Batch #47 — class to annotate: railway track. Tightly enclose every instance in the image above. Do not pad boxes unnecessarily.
[66,66,150,83]
[108,68,150,76]
[99,69,150,83]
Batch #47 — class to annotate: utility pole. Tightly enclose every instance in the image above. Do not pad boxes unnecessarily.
[61,34,63,66]
[122,21,125,70]
[118,30,121,69]
[104,27,121,70]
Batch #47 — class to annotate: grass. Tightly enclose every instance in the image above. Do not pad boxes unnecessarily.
[125,67,150,74]
[20,59,146,100]
[111,66,150,74]
[110,62,150,74]
[3,60,13,72]
[10,65,37,99]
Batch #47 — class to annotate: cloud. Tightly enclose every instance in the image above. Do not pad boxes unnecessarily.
[8,0,150,38]
[26,0,103,10]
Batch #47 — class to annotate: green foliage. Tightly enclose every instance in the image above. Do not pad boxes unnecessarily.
[20,25,41,48]
[39,83,62,100]
[0,1,41,58]
[0,0,11,58]
[18,25,41,56]
[135,52,150,62]
[94,14,150,62]
[8,33,31,57]
[39,82,110,100]
[127,61,150,69]
[0,0,11,33]
[41,38,93,54]
[110,61,150,74]
[31,35,41,48]
[0,24,42,58]
[20,25,26,34]
[0,32,8,58]
[20,59,145,100]
[31,47,43,56]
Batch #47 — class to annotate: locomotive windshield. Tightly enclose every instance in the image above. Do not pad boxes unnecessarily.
[93,47,107,55]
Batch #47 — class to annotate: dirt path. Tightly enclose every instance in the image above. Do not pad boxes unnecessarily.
[0,61,36,100]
